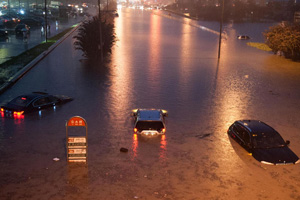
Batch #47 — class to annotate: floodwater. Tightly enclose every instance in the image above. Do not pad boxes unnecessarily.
[1,8,300,200]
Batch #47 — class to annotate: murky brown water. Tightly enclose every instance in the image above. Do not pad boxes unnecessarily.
[1,8,300,200]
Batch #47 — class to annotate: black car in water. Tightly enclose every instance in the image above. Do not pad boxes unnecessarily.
[228,120,299,165]
[15,23,30,35]
[0,92,73,116]
[0,25,8,38]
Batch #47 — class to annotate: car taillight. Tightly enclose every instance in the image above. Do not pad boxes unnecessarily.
[134,128,137,133]
[162,128,166,133]
[13,111,24,116]
[0,108,4,112]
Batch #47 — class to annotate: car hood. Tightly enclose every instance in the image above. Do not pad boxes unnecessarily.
[252,146,299,165]
[54,95,73,102]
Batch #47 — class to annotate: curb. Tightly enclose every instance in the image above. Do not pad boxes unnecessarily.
[0,24,81,95]
[166,9,199,21]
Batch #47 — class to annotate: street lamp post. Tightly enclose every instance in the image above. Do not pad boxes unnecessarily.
[44,0,48,42]
[218,0,224,59]
[98,0,103,62]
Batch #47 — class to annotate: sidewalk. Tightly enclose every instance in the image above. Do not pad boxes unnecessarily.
[0,16,86,65]
[0,21,81,95]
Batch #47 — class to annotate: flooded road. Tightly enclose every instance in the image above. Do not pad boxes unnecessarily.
[1,8,300,200]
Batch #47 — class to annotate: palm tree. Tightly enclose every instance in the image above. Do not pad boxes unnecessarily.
[74,16,115,60]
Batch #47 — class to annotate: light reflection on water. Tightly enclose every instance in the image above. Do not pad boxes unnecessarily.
[131,134,167,162]
[148,12,162,92]
[178,17,192,100]
[106,10,133,122]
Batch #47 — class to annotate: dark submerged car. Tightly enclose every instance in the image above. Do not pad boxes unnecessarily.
[237,35,250,40]
[15,23,30,35]
[0,25,8,38]
[0,92,73,116]
[228,120,299,165]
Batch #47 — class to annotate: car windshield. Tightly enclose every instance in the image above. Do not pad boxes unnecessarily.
[135,121,164,130]
[9,96,33,107]
[252,131,286,148]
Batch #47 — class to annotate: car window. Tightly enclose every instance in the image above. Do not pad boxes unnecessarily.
[234,124,250,143]
[252,131,286,148]
[232,125,239,134]
[242,131,250,144]
[135,121,164,130]
[33,97,52,107]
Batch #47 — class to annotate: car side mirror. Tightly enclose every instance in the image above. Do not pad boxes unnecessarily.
[131,109,138,117]
[161,109,168,117]
[286,140,290,145]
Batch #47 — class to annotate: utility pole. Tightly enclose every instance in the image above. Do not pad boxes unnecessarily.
[98,0,104,62]
[44,0,48,42]
[218,0,224,59]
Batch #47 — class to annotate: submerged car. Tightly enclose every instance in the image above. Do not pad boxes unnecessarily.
[237,35,250,40]
[228,120,299,165]
[0,25,8,38]
[132,109,168,136]
[15,24,30,35]
[0,92,73,116]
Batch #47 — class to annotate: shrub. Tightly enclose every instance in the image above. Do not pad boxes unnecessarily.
[264,23,300,60]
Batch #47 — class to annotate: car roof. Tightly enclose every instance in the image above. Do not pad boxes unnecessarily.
[236,120,277,136]
[12,92,50,101]
[138,109,162,121]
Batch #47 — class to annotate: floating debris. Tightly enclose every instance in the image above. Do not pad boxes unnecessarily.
[53,157,60,161]
[195,133,211,139]
[120,147,128,152]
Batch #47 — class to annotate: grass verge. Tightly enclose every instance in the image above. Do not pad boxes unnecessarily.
[247,42,272,52]
[0,27,75,85]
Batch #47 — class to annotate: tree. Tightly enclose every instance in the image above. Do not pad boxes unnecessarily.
[264,23,300,60]
[73,15,115,60]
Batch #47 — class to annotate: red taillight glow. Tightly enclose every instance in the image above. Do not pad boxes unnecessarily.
[134,128,137,133]
[21,97,27,100]
[162,128,166,133]
[0,108,4,112]
[13,111,24,116]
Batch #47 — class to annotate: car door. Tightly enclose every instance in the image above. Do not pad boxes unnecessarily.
[32,96,54,110]
[235,124,252,152]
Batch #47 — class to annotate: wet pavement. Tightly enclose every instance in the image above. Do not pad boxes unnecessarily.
[0,7,300,200]
[0,16,89,65]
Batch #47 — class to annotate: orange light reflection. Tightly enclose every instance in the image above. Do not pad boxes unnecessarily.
[148,13,161,91]
[132,134,138,160]
[108,10,132,119]
[159,134,167,161]
[179,18,192,99]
